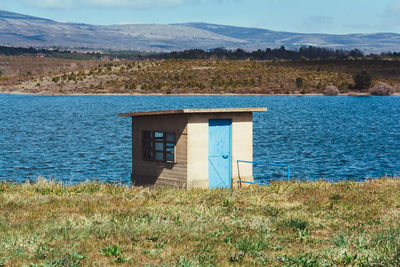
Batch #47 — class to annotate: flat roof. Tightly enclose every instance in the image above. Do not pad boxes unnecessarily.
[118,107,267,117]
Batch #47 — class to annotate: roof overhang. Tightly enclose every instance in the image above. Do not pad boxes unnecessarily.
[118,108,267,117]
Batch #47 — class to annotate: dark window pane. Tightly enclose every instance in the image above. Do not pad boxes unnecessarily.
[155,152,163,161]
[155,142,163,150]
[166,153,174,162]
[155,132,164,140]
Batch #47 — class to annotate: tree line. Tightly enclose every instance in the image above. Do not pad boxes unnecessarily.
[1,45,400,61]
[152,46,400,60]
[0,46,104,59]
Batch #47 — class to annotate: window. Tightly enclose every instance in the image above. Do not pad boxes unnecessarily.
[143,131,176,162]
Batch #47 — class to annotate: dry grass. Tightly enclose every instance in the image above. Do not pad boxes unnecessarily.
[0,178,399,266]
[0,56,97,92]
[1,58,400,95]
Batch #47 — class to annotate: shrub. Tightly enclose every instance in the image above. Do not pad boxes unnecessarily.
[369,82,394,96]
[353,71,372,90]
[295,77,303,89]
[124,80,137,90]
[323,85,339,96]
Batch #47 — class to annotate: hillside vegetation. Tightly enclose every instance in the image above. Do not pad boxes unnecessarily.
[0,178,399,266]
[1,57,400,95]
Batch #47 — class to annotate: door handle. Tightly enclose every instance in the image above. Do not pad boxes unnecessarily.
[222,155,228,159]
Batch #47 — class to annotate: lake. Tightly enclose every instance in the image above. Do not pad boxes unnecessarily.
[0,94,399,184]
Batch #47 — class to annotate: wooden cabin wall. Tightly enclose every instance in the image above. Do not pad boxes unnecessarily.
[131,114,188,187]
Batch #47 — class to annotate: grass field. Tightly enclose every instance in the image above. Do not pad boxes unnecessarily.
[0,178,399,266]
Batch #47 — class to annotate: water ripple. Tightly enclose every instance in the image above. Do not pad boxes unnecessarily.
[0,94,399,183]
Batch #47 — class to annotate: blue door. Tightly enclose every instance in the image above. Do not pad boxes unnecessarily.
[208,119,232,189]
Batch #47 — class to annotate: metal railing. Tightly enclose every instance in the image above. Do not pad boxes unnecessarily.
[236,160,290,185]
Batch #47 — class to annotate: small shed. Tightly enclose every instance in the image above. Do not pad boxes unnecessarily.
[118,108,267,189]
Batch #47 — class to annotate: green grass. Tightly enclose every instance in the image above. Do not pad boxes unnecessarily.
[0,178,399,266]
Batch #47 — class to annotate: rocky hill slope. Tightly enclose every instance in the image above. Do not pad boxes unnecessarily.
[1,10,400,52]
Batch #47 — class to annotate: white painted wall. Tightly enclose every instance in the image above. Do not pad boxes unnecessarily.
[186,112,254,189]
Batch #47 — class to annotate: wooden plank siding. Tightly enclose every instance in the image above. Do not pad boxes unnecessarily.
[131,114,188,187]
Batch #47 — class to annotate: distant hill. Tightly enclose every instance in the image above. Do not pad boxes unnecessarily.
[1,10,400,52]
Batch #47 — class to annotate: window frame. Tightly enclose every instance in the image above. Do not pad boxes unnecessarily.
[143,131,176,163]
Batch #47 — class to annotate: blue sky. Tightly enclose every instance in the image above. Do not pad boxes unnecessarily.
[1,0,400,34]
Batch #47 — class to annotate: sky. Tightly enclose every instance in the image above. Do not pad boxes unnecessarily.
[1,0,400,34]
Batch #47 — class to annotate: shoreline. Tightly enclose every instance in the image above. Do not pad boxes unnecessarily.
[1,91,399,97]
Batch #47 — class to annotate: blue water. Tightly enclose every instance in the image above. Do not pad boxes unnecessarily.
[0,94,399,184]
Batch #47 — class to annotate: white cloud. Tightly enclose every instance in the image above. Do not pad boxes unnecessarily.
[22,0,193,9]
